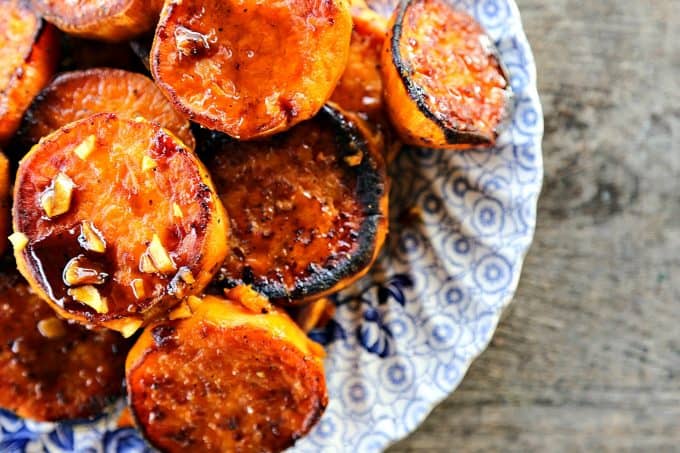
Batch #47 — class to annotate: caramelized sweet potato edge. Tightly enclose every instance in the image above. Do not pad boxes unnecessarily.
[389,0,513,146]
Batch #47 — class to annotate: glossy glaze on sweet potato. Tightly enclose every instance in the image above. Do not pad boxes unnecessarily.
[151,0,352,140]
[330,5,387,121]
[0,0,59,145]
[12,113,228,334]
[382,0,512,149]
[16,68,195,150]
[34,0,163,42]
[206,105,388,303]
[0,265,130,421]
[126,292,327,453]
[0,152,9,256]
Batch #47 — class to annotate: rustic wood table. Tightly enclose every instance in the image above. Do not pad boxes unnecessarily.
[389,0,680,451]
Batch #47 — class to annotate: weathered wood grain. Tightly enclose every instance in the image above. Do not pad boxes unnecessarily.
[388,0,680,451]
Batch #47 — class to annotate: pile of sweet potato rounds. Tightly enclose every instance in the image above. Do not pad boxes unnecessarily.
[0,0,511,451]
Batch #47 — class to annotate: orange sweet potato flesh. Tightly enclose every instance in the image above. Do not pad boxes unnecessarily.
[0,266,131,421]
[126,292,327,453]
[12,113,228,334]
[33,0,163,42]
[330,5,387,121]
[0,0,59,145]
[207,105,389,303]
[151,0,353,140]
[0,152,9,256]
[16,68,195,151]
[382,0,511,149]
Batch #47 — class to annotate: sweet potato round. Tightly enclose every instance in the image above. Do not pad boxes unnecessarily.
[33,0,163,42]
[16,68,195,151]
[0,152,9,256]
[207,105,389,303]
[12,113,228,334]
[330,5,387,121]
[0,265,130,421]
[126,291,327,453]
[151,0,352,140]
[382,0,512,149]
[0,0,59,145]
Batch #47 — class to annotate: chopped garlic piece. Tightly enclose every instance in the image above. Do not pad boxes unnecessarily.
[73,135,96,160]
[147,234,176,273]
[120,319,143,338]
[168,302,192,320]
[37,317,66,339]
[173,203,183,218]
[142,155,157,172]
[8,232,28,252]
[68,285,108,313]
[131,279,146,299]
[139,253,158,274]
[63,256,107,286]
[79,221,106,253]
[41,173,75,218]
[186,295,203,311]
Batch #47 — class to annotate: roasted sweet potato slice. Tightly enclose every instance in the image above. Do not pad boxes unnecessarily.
[151,0,352,140]
[12,113,228,335]
[0,151,9,256]
[16,68,195,151]
[330,4,387,121]
[126,289,327,453]
[33,0,163,42]
[0,264,131,421]
[0,0,59,145]
[207,105,389,303]
[382,0,512,149]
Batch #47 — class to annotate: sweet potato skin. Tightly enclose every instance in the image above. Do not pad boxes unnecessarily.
[34,0,163,42]
[126,292,327,453]
[16,68,195,150]
[0,266,130,421]
[151,0,353,140]
[207,105,388,303]
[0,1,59,145]
[0,152,9,256]
[12,113,228,334]
[382,0,512,149]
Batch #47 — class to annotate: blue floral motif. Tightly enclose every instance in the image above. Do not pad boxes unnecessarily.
[377,274,414,306]
[357,306,395,358]
[0,1,542,451]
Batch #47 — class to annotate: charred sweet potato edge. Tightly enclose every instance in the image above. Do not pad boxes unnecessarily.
[15,68,196,151]
[389,0,513,146]
[216,104,389,303]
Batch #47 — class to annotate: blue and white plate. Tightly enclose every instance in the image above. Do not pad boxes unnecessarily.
[0,1,543,451]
